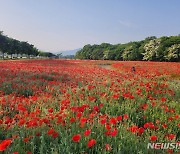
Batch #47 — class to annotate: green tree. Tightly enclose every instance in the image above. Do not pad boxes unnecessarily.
[91,49,104,60]
[143,38,161,61]
[0,31,9,59]
[165,44,180,61]
[75,35,180,62]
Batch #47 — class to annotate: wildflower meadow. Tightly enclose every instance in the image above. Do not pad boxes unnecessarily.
[0,59,179,154]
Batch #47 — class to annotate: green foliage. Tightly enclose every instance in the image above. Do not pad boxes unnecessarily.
[122,42,142,61]
[143,38,161,61]
[75,35,180,62]
[165,44,180,61]
[38,51,56,57]
[0,31,54,58]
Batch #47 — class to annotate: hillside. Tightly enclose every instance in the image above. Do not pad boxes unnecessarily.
[55,48,81,56]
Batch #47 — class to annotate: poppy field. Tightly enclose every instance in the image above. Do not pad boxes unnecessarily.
[0,59,180,154]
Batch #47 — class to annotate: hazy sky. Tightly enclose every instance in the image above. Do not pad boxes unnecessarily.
[0,0,180,52]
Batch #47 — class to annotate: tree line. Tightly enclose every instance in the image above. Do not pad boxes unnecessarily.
[0,31,55,59]
[75,35,180,62]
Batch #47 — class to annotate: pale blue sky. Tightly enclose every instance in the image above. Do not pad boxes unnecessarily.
[0,0,179,52]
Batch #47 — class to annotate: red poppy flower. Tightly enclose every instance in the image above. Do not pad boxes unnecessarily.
[48,108,53,113]
[93,106,99,112]
[138,127,144,136]
[141,104,147,110]
[168,117,173,121]
[174,114,179,119]
[162,123,168,128]
[117,116,123,121]
[105,144,111,150]
[149,123,155,129]
[84,129,91,137]
[35,132,41,137]
[167,134,175,140]
[0,139,12,152]
[110,128,118,136]
[52,132,59,139]
[167,149,173,153]
[150,135,157,141]
[144,122,149,128]
[47,128,55,135]
[23,137,30,143]
[129,125,138,133]
[76,112,82,118]
[87,139,96,148]
[70,117,76,123]
[123,114,129,120]
[109,118,117,125]
[72,134,81,142]
[151,102,156,106]
[100,119,106,125]
[105,124,111,130]
[113,94,119,99]
[161,97,166,102]
[18,119,26,126]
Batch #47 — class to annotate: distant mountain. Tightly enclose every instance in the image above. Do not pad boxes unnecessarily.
[55,48,81,56]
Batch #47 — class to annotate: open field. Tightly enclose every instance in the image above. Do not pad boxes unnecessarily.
[0,60,180,154]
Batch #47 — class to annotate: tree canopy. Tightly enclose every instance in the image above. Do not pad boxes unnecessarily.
[0,31,54,58]
[75,35,180,62]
